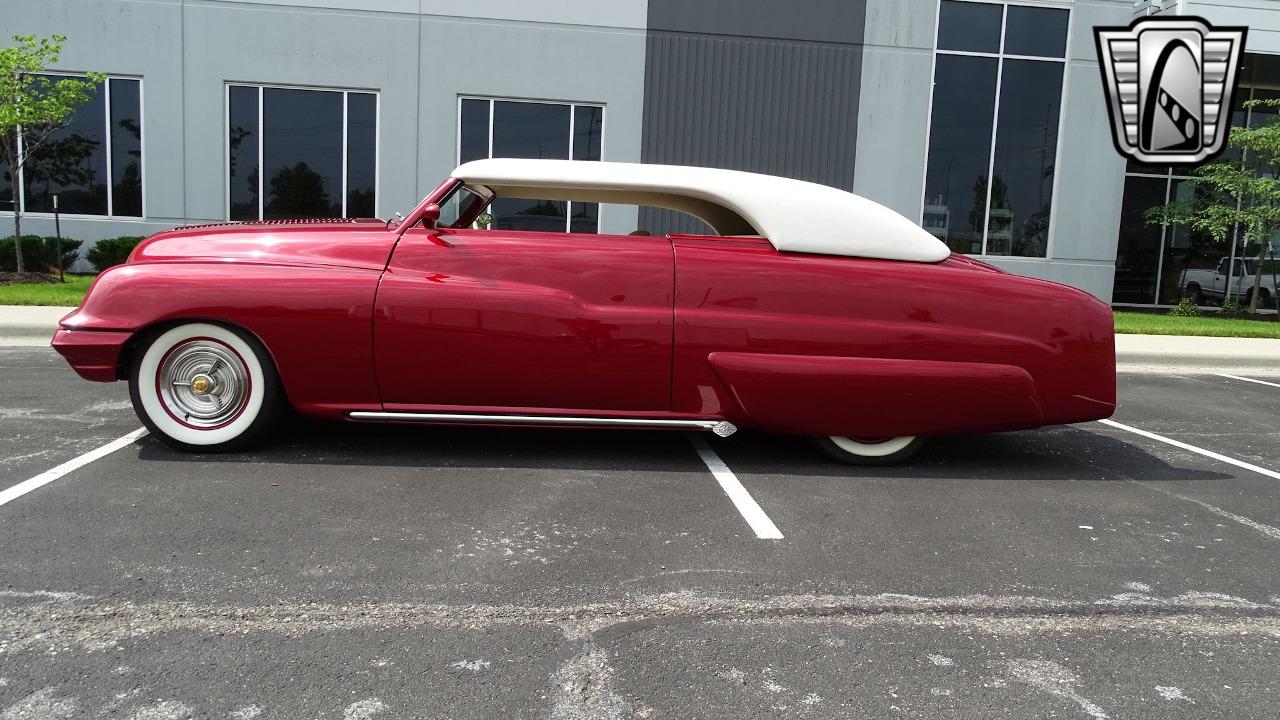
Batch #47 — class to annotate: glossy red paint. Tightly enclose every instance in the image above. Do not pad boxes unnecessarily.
[51,328,132,381]
[374,227,674,411]
[53,209,1115,439]
[669,235,1115,432]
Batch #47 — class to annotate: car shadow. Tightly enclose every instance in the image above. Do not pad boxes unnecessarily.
[134,417,708,473]
[708,425,1232,483]
[131,417,1232,483]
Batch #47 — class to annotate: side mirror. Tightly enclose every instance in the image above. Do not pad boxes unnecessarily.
[421,203,441,229]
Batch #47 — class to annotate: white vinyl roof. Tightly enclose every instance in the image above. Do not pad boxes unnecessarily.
[452,158,951,263]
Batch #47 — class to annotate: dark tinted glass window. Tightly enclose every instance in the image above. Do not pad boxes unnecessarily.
[0,153,13,215]
[262,88,343,219]
[923,55,999,254]
[228,85,259,221]
[1160,178,1218,304]
[110,78,143,217]
[346,92,377,217]
[461,99,602,232]
[569,201,598,234]
[492,101,569,160]
[573,105,603,161]
[572,105,603,231]
[459,99,489,164]
[986,59,1063,257]
[24,76,107,214]
[1112,175,1167,304]
[491,101,570,230]
[490,197,567,232]
[1003,6,1069,57]
[937,1,1002,53]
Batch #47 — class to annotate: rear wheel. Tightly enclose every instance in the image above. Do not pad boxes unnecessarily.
[1184,283,1202,304]
[129,322,283,452]
[811,435,927,466]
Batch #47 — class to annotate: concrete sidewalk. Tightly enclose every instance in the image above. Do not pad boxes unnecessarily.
[0,305,71,347]
[1,305,1279,372]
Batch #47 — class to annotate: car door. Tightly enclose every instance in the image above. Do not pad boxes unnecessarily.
[373,226,674,412]
[1213,258,1229,298]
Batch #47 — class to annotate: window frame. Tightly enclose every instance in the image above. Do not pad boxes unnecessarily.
[920,0,1073,259]
[224,81,381,222]
[456,95,607,233]
[13,71,146,220]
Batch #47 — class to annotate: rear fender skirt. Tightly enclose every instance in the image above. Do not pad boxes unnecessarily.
[707,353,1044,437]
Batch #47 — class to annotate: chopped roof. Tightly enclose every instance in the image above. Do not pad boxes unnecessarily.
[452,158,951,263]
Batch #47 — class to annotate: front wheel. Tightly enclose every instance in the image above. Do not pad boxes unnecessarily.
[811,435,927,466]
[129,322,283,452]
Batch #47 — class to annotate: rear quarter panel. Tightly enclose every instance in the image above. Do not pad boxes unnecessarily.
[60,261,382,417]
[672,236,1115,437]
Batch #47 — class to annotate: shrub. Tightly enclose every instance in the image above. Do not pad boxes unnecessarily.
[1221,297,1246,318]
[0,235,84,273]
[1169,296,1201,317]
[86,236,145,271]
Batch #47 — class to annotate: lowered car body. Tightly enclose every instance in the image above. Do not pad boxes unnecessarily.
[53,159,1115,464]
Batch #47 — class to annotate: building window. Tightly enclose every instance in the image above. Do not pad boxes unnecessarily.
[8,74,144,218]
[227,84,378,221]
[458,97,604,233]
[1112,86,1274,305]
[922,1,1069,258]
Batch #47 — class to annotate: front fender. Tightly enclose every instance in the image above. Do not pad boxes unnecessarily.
[57,262,383,416]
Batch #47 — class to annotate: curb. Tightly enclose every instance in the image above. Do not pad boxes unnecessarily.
[0,306,67,347]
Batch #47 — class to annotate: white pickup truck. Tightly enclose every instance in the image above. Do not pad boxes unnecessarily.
[1180,256,1278,307]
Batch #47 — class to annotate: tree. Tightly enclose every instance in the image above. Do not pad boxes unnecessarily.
[1148,99,1280,315]
[0,35,103,273]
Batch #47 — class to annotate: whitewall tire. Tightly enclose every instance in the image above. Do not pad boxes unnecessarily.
[812,435,927,466]
[129,322,283,452]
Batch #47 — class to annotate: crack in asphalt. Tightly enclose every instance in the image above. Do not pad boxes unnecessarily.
[2,589,1279,657]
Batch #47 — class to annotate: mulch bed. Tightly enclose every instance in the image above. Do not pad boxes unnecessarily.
[0,272,59,285]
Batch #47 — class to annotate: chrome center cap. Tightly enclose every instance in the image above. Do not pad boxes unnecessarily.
[190,374,214,395]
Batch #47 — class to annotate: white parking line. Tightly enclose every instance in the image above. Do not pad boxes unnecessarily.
[1215,373,1280,389]
[1140,483,1280,542]
[687,434,783,540]
[1099,419,1280,481]
[0,428,148,508]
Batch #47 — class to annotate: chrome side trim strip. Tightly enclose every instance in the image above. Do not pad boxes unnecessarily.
[348,412,737,435]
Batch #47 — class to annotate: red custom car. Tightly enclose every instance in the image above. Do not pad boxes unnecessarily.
[52,159,1115,464]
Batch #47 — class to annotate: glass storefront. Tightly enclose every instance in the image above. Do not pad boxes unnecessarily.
[1112,55,1280,306]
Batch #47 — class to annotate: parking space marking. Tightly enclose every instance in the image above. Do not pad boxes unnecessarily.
[1099,419,1280,481]
[1216,373,1280,389]
[0,428,147,508]
[1140,483,1280,542]
[687,434,783,539]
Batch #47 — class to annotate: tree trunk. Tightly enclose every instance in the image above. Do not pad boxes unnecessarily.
[12,208,22,275]
[1247,239,1271,315]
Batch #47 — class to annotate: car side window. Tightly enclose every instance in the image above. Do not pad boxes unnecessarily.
[437,186,489,229]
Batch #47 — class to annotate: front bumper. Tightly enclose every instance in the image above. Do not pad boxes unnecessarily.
[50,328,132,382]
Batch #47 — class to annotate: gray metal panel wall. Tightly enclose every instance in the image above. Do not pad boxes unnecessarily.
[640,1,866,235]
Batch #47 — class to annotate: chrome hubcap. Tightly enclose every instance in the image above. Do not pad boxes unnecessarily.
[159,340,249,427]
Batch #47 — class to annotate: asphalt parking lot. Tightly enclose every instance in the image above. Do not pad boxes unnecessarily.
[2,346,1279,719]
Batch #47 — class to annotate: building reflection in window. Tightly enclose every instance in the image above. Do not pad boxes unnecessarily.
[227,84,377,220]
[458,97,604,233]
[923,1,1068,258]
[1112,76,1278,305]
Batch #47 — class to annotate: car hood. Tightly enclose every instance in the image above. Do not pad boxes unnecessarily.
[129,218,396,272]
